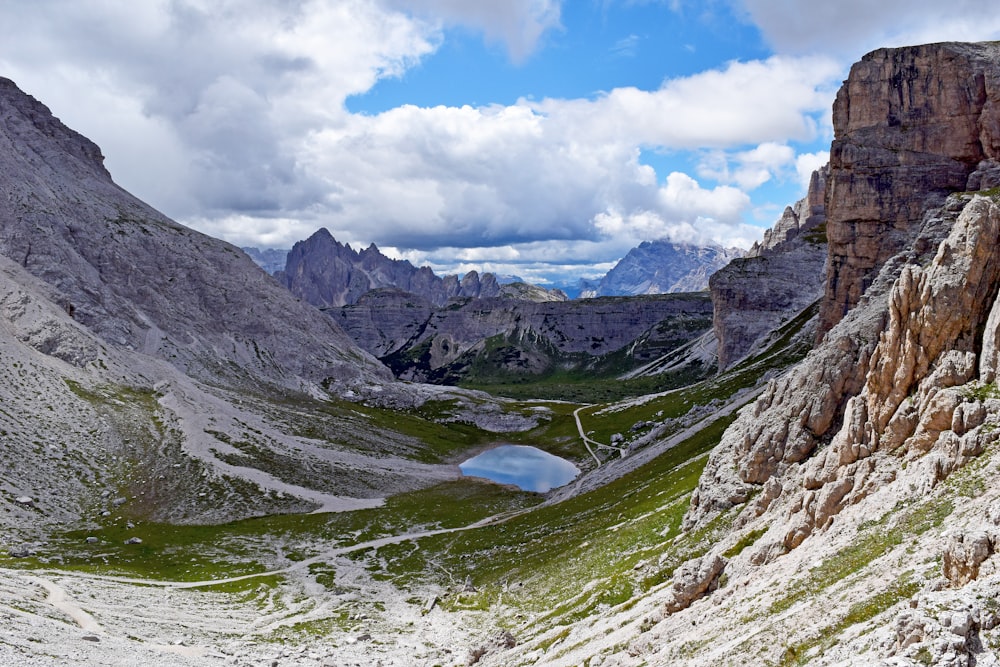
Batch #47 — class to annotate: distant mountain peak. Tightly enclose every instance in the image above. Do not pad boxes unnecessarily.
[579,239,744,298]
[280,229,503,307]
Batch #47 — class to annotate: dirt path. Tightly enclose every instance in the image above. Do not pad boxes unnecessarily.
[23,574,104,633]
[573,405,605,466]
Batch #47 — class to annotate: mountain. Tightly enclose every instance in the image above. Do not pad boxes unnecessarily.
[0,76,513,536]
[332,289,714,384]
[279,228,506,307]
[0,77,386,393]
[579,240,743,298]
[240,246,288,274]
[709,165,829,369]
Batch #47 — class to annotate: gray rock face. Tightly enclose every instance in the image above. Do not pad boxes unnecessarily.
[0,78,484,536]
[333,290,714,381]
[0,77,387,391]
[710,166,829,369]
[280,228,503,308]
[580,241,743,298]
[686,195,960,529]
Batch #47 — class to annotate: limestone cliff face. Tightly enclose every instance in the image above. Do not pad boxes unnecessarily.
[691,195,1000,559]
[710,166,828,369]
[281,228,503,308]
[688,43,1000,537]
[820,41,1000,336]
[333,290,713,381]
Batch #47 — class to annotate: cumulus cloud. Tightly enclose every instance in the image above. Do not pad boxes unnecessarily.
[384,0,562,61]
[795,151,830,189]
[697,142,797,190]
[736,0,1000,57]
[532,55,841,149]
[284,54,840,254]
[0,0,439,220]
[0,0,847,284]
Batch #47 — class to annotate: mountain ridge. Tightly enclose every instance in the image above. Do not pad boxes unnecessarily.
[279,227,513,307]
[579,239,743,298]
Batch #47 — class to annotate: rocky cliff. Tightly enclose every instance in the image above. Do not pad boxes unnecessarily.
[671,43,1000,664]
[579,240,742,298]
[280,228,505,307]
[332,290,713,382]
[819,41,1000,336]
[710,166,829,369]
[690,40,1000,530]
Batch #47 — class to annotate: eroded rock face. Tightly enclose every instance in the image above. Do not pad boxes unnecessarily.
[820,42,1000,336]
[943,531,995,587]
[687,43,1000,535]
[335,290,714,381]
[688,194,1000,534]
[837,196,1000,462]
[710,166,828,369]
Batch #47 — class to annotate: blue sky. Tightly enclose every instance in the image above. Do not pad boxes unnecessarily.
[2,1,1000,286]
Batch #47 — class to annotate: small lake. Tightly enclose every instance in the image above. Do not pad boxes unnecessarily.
[459,444,580,493]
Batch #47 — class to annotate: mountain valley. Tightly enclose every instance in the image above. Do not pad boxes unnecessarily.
[2,41,1000,667]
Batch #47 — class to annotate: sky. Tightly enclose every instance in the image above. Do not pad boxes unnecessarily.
[3,2,1000,287]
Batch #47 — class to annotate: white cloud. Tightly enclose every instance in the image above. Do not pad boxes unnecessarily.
[532,55,842,149]
[795,151,830,189]
[736,0,1000,57]
[285,54,839,254]
[0,0,440,219]
[611,34,642,58]
[697,142,797,190]
[0,1,843,285]
[384,0,562,62]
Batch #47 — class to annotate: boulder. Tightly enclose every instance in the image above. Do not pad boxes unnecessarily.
[664,554,727,614]
[942,531,994,586]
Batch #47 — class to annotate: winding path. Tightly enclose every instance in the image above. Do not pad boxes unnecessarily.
[573,405,605,467]
[37,505,534,593]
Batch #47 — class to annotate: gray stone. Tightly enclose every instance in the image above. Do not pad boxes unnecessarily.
[711,165,828,370]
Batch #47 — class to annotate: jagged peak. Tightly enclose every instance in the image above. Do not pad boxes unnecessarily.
[0,75,110,180]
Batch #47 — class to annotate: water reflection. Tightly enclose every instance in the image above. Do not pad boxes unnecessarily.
[459,444,580,493]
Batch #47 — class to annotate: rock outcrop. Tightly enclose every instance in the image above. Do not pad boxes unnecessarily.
[943,531,996,587]
[280,228,504,308]
[579,240,742,298]
[663,554,727,614]
[710,166,828,369]
[688,191,1000,531]
[688,43,1000,532]
[819,41,1000,336]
